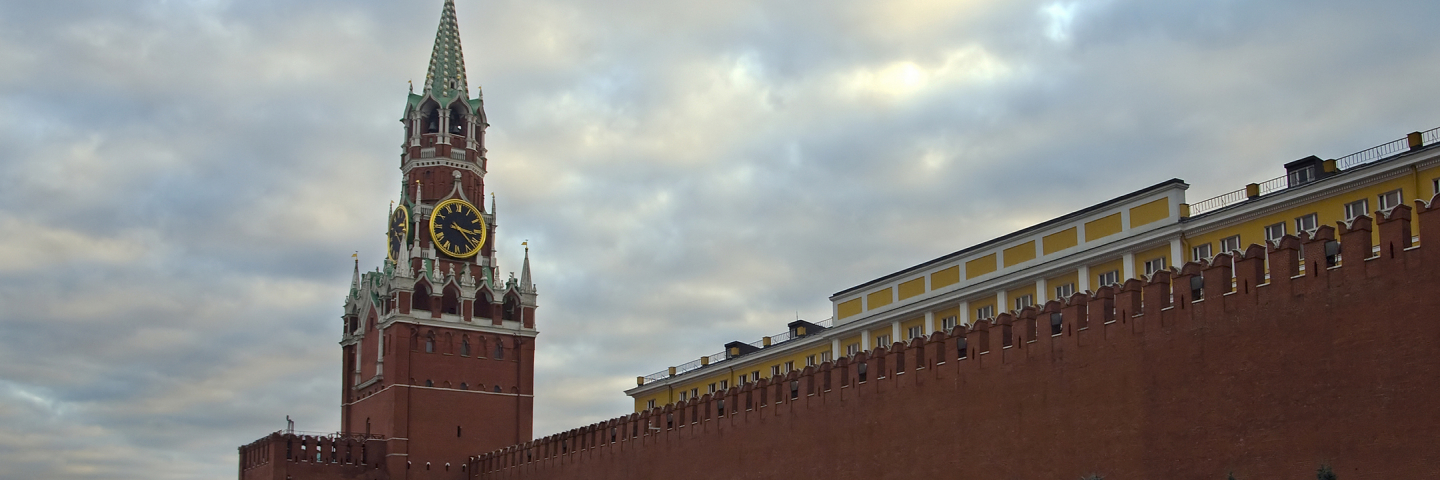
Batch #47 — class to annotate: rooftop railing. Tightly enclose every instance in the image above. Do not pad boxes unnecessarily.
[638,317,835,386]
[1189,127,1439,216]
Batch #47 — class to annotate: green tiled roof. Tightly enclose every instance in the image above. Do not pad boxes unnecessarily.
[424,0,468,106]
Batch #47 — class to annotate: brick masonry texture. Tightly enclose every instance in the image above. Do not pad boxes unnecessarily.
[471,201,1440,480]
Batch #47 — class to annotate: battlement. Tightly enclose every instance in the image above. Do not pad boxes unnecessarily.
[238,432,387,480]
[469,197,1440,479]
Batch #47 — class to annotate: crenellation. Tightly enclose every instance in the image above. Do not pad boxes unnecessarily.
[468,217,1440,478]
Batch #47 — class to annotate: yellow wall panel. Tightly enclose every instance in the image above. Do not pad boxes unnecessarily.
[866,288,894,310]
[931,266,960,289]
[837,298,862,319]
[1042,227,1078,255]
[1003,241,1037,267]
[897,277,926,300]
[1128,198,1170,228]
[1085,213,1124,241]
[965,254,997,279]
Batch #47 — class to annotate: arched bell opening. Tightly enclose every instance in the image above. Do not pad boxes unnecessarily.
[413,283,432,312]
[502,294,520,321]
[441,285,461,315]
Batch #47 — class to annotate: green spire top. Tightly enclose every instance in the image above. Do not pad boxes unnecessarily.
[423,0,469,104]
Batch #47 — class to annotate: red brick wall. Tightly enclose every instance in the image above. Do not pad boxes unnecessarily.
[472,204,1440,480]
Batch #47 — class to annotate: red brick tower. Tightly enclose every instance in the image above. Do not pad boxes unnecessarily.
[339,0,537,477]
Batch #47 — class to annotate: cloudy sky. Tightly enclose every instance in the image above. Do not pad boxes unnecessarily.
[2,0,1438,478]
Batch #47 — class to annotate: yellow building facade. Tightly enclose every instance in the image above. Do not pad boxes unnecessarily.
[626,128,1440,412]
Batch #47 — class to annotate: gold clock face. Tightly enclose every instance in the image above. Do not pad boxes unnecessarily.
[387,205,409,262]
[428,199,486,258]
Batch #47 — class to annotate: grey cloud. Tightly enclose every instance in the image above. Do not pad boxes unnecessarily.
[4,0,1440,478]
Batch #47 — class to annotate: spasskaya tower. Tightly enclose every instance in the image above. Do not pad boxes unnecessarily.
[239,2,535,478]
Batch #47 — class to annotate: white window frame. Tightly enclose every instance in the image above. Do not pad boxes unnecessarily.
[1219,235,1242,253]
[1054,283,1075,300]
[690,387,698,399]
[1344,199,1369,220]
[770,365,780,377]
[679,391,687,402]
[805,355,816,367]
[1143,258,1166,276]
[819,351,831,363]
[1288,166,1314,186]
[708,383,716,394]
[1378,189,1403,211]
[647,399,656,409]
[907,325,923,340]
[1264,222,1286,242]
[941,315,958,331]
[1013,294,1034,310]
[783,361,793,373]
[719,380,728,390]
[846,343,860,357]
[975,305,995,320]
[1192,244,1213,262]
[876,334,891,348]
[1295,213,1318,234]
[1432,178,1439,198]
[1097,270,1119,287]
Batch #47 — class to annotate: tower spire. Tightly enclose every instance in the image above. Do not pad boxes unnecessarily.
[520,241,533,292]
[423,0,469,104]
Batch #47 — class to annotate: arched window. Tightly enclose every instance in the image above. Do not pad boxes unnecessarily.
[425,333,435,353]
[460,337,470,357]
[425,379,433,387]
[502,295,520,321]
[441,286,460,315]
[494,339,504,359]
[493,385,502,393]
[460,382,468,390]
[413,283,431,312]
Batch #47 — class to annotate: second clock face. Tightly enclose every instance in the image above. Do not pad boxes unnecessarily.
[428,198,486,258]
[388,205,409,262]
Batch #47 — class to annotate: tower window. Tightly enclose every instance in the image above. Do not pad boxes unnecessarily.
[425,335,435,353]
[494,339,504,359]
[493,385,502,393]
[460,338,470,357]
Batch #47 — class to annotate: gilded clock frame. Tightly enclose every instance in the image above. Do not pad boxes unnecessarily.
[428,198,487,259]
[387,205,411,262]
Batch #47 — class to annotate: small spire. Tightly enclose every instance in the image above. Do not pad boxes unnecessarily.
[519,241,533,292]
[490,192,496,217]
[423,0,469,103]
[351,252,361,290]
